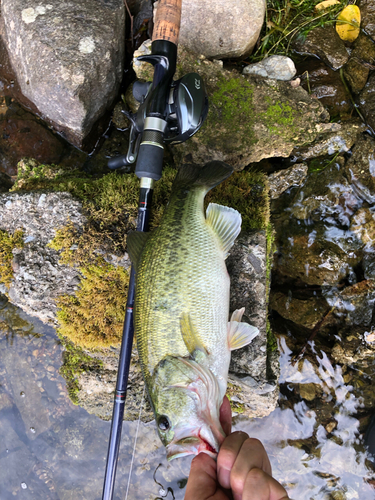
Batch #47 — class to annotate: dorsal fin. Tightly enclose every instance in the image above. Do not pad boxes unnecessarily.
[206,203,242,258]
[126,231,150,273]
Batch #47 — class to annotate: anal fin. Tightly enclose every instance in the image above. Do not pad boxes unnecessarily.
[227,308,259,351]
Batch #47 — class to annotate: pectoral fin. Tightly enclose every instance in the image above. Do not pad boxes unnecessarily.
[126,231,150,273]
[180,312,208,359]
[227,308,259,350]
[206,203,242,258]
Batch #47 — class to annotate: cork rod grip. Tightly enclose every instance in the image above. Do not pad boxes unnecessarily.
[152,0,182,45]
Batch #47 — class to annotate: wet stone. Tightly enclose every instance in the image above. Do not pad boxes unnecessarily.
[343,33,375,94]
[299,383,319,401]
[242,55,296,81]
[268,163,308,199]
[327,280,375,327]
[359,76,375,140]
[359,0,375,42]
[293,27,349,70]
[344,133,375,204]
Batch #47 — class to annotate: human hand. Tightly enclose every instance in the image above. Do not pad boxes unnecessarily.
[184,397,289,500]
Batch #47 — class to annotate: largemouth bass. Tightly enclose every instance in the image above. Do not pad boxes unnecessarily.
[127,162,259,460]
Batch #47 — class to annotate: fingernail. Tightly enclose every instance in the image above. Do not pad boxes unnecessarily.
[217,466,230,489]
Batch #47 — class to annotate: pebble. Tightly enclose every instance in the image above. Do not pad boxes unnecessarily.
[243,55,297,81]
[20,483,27,489]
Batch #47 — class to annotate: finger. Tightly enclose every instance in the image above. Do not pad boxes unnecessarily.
[217,431,249,489]
[230,438,272,497]
[242,468,289,500]
[185,453,227,500]
[220,396,232,435]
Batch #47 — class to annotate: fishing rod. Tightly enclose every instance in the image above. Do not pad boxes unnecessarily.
[102,1,208,498]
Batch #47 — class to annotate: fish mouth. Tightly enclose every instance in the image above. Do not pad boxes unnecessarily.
[166,428,224,461]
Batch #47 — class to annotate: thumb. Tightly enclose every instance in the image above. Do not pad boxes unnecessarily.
[184,453,227,500]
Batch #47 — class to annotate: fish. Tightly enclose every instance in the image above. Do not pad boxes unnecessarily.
[127,161,259,460]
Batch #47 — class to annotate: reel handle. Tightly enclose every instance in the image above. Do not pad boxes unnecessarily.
[152,0,182,45]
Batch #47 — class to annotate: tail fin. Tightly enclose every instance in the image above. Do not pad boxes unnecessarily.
[172,161,233,194]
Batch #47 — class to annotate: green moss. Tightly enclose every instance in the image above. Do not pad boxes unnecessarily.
[59,338,103,404]
[207,169,270,232]
[201,76,257,151]
[0,229,24,287]
[263,101,296,135]
[267,318,278,353]
[226,383,246,414]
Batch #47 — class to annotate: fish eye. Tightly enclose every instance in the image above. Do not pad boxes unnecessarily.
[157,415,171,431]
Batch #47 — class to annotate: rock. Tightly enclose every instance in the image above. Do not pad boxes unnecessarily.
[297,59,353,119]
[293,27,349,70]
[0,192,85,322]
[0,172,13,192]
[343,33,375,94]
[156,0,266,59]
[226,231,279,418]
[0,101,65,177]
[299,383,320,401]
[133,39,153,80]
[268,163,308,199]
[327,280,375,327]
[166,45,329,169]
[243,55,297,81]
[1,0,125,148]
[359,74,375,136]
[350,208,375,251]
[344,133,375,204]
[292,120,366,160]
[359,0,375,42]
[269,291,329,330]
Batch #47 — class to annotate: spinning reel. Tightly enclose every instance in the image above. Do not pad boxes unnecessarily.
[108,54,208,171]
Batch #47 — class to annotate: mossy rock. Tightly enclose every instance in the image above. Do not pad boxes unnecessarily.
[169,46,329,169]
[0,229,24,288]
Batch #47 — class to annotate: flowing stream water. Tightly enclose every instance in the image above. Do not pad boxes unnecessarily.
[1,294,374,500]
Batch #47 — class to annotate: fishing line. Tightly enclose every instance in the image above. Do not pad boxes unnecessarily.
[124,384,146,500]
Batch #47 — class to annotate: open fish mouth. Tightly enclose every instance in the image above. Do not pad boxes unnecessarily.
[166,430,222,460]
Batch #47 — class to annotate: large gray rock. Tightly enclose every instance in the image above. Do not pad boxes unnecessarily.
[1,0,125,148]
[155,0,265,59]
[359,74,375,137]
[0,192,85,322]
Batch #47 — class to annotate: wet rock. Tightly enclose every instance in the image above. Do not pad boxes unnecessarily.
[1,0,125,148]
[349,208,375,251]
[359,0,375,42]
[343,33,375,94]
[160,45,330,169]
[292,120,366,161]
[0,192,85,322]
[177,0,265,59]
[297,59,352,119]
[243,55,297,81]
[331,328,375,365]
[359,73,375,135]
[299,383,321,401]
[289,162,361,227]
[0,102,65,177]
[0,172,13,192]
[270,291,329,330]
[344,133,375,204]
[293,27,349,70]
[325,280,375,327]
[268,163,308,199]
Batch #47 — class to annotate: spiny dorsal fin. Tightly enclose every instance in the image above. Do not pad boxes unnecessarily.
[227,308,259,350]
[172,161,233,193]
[206,203,242,258]
[126,231,150,273]
[180,312,208,358]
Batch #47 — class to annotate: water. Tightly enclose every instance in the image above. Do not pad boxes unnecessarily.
[1,295,374,500]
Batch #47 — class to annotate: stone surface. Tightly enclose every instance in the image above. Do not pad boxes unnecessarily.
[243,55,297,81]
[292,120,366,160]
[359,74,375,136]
[344,133,375,204]
[293,27,349,70]
[161,45,329,169]
[359,0,375,42]
[270,291,329,330]
[326,280,375,327]
[1,0,125,148]
[156,0,266,59]
[0,192,85,322]
[0,172,13,192]
[268,163,308,199]
[0,101,65,177]
[343,33,375,94]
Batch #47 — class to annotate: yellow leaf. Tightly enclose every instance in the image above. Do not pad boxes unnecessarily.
[315,0,340,11]
[336,5,361,42]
